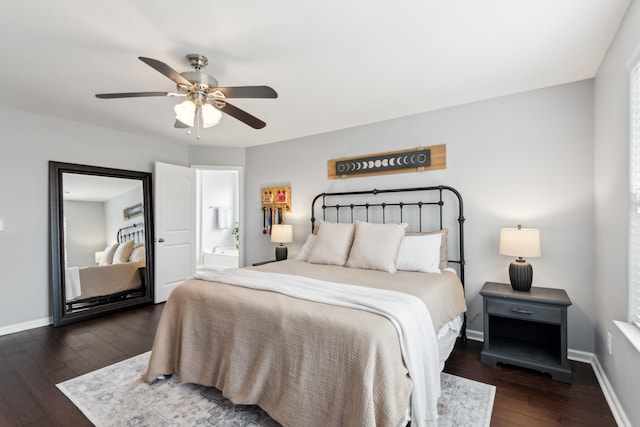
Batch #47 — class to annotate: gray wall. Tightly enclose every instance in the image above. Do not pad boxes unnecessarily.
[594,1,640,425]
[105,186,145,245]
[0,105,188,329]
[245,80,596,353]
[64,200,106,268]
[189,145,246,167]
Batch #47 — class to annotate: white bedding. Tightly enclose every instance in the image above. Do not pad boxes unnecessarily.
[65,266,82,300]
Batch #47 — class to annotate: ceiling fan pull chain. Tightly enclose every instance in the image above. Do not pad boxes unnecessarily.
[195,104,201,140]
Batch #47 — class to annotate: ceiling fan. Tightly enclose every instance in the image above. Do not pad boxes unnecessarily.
[96,54,277,138]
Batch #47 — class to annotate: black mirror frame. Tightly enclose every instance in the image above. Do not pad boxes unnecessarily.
[49,161,154,327]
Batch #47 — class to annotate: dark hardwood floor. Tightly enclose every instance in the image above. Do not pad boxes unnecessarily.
[444,339,617,426]
[0,303,616,426]
[0,304,162,426]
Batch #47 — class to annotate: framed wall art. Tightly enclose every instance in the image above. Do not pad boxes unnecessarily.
[328,144,446,179]
[123,202,143,220]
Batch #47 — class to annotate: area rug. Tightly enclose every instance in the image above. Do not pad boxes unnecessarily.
[57,352,495,427]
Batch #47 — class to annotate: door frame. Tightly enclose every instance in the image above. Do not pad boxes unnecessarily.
[192,165,245,268]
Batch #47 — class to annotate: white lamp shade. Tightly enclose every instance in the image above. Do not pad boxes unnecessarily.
[174,100,195,126]
[175,101,222,128]
[271,224,293,243]
[499,227,541,258]
[200,104,222,128]
[95,250,104,264]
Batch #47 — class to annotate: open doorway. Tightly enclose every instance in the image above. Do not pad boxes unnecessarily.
[194,165,244,271]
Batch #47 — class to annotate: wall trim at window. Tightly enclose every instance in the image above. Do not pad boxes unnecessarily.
[615,320,640,355]
[628,55,640,328]
[626,40,640,71]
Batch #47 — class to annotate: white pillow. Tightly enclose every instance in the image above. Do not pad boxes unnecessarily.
[99,243,119,266]
[129,244,146,262]
[112,240,135,264]
[307,222,355,266]
[407,229,449,270]
[295,234,316,261]
[346,222,407,273]
[396,233,442,273]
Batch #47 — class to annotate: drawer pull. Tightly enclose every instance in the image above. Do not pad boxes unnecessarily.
[511,308,534,315]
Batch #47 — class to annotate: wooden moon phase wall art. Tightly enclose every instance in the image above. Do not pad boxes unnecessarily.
[328,145,446,179]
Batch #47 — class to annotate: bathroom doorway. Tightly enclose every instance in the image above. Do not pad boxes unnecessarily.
[194,165,243,270]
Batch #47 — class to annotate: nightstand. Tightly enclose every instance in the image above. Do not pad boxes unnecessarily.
[480,281,572,383]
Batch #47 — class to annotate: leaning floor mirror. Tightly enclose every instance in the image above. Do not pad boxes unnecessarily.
[49,161,154,326]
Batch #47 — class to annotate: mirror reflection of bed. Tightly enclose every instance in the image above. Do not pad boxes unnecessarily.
[64,223,147,312]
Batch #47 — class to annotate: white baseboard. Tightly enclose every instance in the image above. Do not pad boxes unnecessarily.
[465,328,630,426]
[465,328,484,342]
[0,317,52,336]
[567,348,593,364]
[591,354,632,427]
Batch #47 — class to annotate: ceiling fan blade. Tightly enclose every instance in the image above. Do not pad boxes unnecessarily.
[215,101,267,129]
[216,86,278,99]
[174,119,189,129]
[95,91,183,99]
[138,57,193,87]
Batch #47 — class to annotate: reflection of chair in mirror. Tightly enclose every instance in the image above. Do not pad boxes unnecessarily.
[65,223,147,312]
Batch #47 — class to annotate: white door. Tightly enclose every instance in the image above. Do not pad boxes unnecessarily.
[154,162,196,303]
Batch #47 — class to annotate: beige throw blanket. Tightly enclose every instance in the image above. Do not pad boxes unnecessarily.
[145,260,466,427]
[194,268,440,426]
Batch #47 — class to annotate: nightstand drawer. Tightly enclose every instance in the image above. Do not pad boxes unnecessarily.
[486,299,562,324]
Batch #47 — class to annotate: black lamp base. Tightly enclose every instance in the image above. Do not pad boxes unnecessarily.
[509,259,533,291]
[275,244,288,261]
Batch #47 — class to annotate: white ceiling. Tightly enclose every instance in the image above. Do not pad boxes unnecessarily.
[0,1,630,148]
[63,173,141,202]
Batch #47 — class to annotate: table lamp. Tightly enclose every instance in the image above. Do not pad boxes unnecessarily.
[499,224,541,291]
[271,224,293,261]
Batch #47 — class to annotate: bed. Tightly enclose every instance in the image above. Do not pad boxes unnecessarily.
[65,223,147,311]
[145,186,467,427]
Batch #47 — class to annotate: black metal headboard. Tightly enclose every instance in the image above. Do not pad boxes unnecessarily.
[311,185,466,337]
[117,222,145,244]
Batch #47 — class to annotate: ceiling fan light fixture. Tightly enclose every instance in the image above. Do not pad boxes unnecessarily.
[174,99,196,126]
[174,100,222,129]
[97,55,276,132]
[201,103,222,128]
